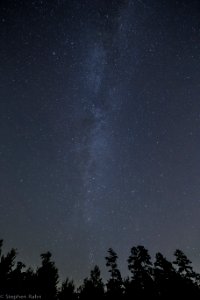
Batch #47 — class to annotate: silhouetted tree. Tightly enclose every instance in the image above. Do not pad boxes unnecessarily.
[173,249,194,279]
[0,237,200,299]
[9,261,26,293]
[127,245,155,298]
[79,265,104,300]
[105,248,123,299]
[36,251,59,300]
[23,267,37,294]
[154,252,177,298]
[58,278,77,300]
[173,249,200,298]
[0,245,17,292]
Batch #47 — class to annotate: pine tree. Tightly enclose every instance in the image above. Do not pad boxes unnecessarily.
[154,252,177,298]
[36,251,59,300]
[79,265,104,300]
[105,248,123,299]
[0,246,17,292]
[173,249,200,298]
[127,245,155,298]
[58,278,77,300]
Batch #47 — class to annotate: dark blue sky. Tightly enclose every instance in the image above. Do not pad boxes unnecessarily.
[1,0,200,283]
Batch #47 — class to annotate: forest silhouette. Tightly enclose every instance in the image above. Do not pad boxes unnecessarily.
[0,239,199,299]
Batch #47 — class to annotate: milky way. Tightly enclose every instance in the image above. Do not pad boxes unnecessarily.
[1,0,200,283]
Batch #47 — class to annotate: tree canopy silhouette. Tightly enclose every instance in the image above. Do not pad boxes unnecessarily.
[78,265,104,300]
[0,238,199,299]
[105,247,123,299]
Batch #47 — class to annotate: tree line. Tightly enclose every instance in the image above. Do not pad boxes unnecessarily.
[0,239,199,299]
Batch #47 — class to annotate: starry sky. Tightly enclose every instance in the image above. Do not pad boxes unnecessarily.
[1,0,200,283]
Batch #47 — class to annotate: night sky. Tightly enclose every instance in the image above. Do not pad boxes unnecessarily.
[1,0,200,284]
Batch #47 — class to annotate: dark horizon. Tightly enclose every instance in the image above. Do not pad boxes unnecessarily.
[0,238,200,300]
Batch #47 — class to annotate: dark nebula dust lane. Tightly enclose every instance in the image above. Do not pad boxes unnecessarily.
[1,0,200,282]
